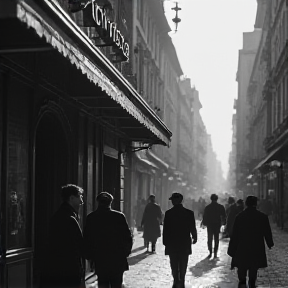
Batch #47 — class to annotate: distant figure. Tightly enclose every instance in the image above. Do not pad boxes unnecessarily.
[226,199,243,237]
[198,197,206,218]
[223,197,236,238]
[228,196,274,288]
[163,192,197,288]
[40,184,85,288]
[202,194,226,258]
[135,198,146,230]
[141,194,162,253]
[83,192,133,288]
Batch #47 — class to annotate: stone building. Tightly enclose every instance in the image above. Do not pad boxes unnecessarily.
[0,0,171,286]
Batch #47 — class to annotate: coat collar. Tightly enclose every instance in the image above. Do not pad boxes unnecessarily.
[61,202,79,220]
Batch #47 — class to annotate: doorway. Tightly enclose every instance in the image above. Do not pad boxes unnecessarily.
[33,113,69,286]
[103,155,120,211]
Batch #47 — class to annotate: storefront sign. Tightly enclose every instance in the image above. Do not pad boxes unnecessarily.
[91,0,129,61]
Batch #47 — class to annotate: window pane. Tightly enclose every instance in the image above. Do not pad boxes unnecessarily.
[7,81,30,249]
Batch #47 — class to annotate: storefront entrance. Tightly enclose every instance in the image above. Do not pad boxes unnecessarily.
[103,155,120,211]
[33,113,69,286]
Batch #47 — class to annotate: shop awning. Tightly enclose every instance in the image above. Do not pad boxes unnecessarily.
[147,150,169,170]
[135,150,159,169]
[2,0,172,146]
[253,144,284,171]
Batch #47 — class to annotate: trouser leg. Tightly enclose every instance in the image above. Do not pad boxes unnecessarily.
[207,227,213,253]
[248,268,258,288]
[237,267,247,285]
[110,273,124,288]
[179,254,189,286]
[152,241,156,252]
[169,254,180,284]
[213,229,220,255]
[97,274,110,288]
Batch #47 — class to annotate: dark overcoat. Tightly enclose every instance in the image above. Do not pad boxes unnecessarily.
[40,202,84,288]
[83,206,133,275]
[141,202,162,242]
[227,207,274,269]
[202,201,226,229]
[163,204,197,255]
[226,204,243,236]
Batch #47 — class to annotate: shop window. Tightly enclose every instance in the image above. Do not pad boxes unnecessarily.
[7,81,30,250]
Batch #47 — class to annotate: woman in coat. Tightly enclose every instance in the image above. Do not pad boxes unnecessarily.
[141,194,162,253]
[227,196,274,288]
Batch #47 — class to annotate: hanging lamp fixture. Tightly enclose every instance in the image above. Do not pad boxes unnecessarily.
[171,2,181,32]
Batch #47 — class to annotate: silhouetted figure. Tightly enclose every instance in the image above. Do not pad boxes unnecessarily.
[135,198,146,231]
[198,197,206,218]
[226,199,244,237]
[40,184,85,288]
[228,196,274,288]
[163,192,197,288]
[202,194,226,258]
[83,192,133,288]
[141,194,162,253]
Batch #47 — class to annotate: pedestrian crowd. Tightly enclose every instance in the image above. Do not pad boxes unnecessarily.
[38,184,274,288]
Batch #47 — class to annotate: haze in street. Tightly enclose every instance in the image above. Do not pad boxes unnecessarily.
[165,0,257,177]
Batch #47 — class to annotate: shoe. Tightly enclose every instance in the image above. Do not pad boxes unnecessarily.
[214,253,218,258]
[207,252,212,258]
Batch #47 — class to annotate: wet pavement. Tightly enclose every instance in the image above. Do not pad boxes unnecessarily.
[86,219,288,288]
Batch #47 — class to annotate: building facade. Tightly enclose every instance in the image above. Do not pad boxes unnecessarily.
[235,27,262,196]
[0,0,172,287]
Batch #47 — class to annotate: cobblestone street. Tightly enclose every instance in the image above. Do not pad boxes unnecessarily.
[86,220,288,288]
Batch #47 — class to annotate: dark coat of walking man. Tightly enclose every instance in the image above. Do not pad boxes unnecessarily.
[141,194,162,253]
[202,193,226,258]
[163,192,197,288]
[40,184,85,288]
[83,192,133,288]
[228,196,274,288]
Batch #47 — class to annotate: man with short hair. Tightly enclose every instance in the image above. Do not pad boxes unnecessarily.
[141,194,162,253]
[83,192,133,288]
[202,193,226,258]
[228,195,274,288]
[40,184,85,288]
[163,192,197,288]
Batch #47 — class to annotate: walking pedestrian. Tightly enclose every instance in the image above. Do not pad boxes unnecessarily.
[226,199,244,237]
[163,192,197,288]
[202,193,226,258]
[83,192,133,288]
[227,195,274,288]
[141,194,162,253]
[40,184,85,288]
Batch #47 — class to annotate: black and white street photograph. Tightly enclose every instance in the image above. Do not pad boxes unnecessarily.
[0,0,287,287]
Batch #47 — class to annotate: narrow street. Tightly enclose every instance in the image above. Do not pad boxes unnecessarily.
[123,220,288,288]
[85,219,288,288]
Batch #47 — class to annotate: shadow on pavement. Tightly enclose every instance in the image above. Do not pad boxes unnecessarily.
[189,256,219,277]
[131,245,145,254]
[128,251,152,266]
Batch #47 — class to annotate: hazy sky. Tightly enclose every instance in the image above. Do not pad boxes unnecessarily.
[164,0,258,178]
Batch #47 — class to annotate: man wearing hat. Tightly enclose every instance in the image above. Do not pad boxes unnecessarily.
[141,194,163,253]
[202,193,226,258]
[83,192,133,288]
[163,192,197,288]
[228,195,274,288]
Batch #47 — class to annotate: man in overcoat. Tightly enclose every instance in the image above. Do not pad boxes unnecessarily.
[40,184,85,288]
[202,193,226,258]
[141,194,162,253]
[227,195,274,288]
[163,192,197,288]
[83,192,133,288]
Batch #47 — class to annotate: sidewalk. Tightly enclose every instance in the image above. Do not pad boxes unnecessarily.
[86,220,288,288]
